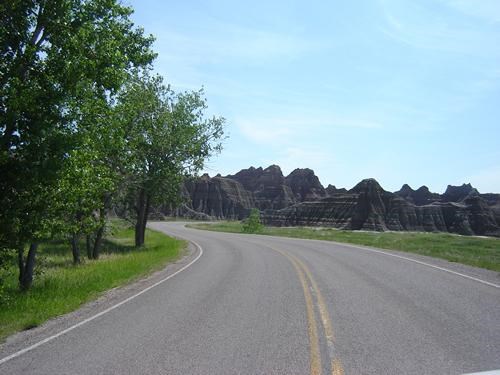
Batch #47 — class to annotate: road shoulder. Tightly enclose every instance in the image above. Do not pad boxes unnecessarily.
[0,241,199,360]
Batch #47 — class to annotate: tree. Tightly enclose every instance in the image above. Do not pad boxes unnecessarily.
[116,73,225,246]
[0,0,155,289]
[242,209,263,234]
[52,132,115,264]
[52,87,122,262]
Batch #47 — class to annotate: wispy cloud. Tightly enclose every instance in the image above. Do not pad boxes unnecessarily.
[155,24,322,67]
[151,22,326,94]
[235,113,383,146]
[445,0,500,23]
[378,0,500,56]
[375,0,500,122]
[237,118,296,144]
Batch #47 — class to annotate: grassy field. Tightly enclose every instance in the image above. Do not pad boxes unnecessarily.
[0,220,184,341]
[189,222,500,272]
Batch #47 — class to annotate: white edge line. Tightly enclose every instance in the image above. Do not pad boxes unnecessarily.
[266,235,500,289]
[0,240,203,366]
[342,243,500,289]
[221,230,499,289]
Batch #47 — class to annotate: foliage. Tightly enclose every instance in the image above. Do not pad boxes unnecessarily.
[242,209,263,234]
[0,0,155,288]
[0,0,155,243]
[0,1,225,291]
[0,248,15,304]
[115,73,225,246]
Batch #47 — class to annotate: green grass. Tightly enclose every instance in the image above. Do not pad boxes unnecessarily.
[188,222,500,272]
[0,220,184,341]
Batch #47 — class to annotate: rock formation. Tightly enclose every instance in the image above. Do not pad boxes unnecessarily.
[226,166,264,192]
[285,168,326,201]
[442,183,479,202]
[480,193,500,225]
[325,184,347,196]
[227,165,296,210]
[264,179,500,237]
[395,184,440,206]
[181,174,254,219]
[166,165,500,237]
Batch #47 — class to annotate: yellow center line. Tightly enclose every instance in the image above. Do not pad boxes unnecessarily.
[286,252,345,375]
[271,247,323,375]
[332,359,345,375]
[290,253,335,343]
[267,245,345,375]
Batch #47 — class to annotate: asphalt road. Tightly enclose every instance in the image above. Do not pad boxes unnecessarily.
[1,222,499,374]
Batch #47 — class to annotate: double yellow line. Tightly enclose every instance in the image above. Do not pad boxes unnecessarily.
[268,245,344,375]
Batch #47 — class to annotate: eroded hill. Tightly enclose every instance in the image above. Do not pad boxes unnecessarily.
[164,165,500,237]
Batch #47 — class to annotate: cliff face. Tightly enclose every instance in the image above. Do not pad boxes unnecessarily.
[442,183,478,202]
[227,166,264,192]
[169,165,500,237]
[395,184,440,206]
[325,184,347,196]
[182,174,254,219]
[264,179,500,237]
[480,193,500,225]
[285,168,326,201]
[229,165,296,210]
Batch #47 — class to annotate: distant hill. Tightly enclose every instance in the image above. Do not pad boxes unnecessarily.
[164,165,500,237]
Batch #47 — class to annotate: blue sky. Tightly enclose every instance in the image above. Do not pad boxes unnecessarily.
[127,0,500,193]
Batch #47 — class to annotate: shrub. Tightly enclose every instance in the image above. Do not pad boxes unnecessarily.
[242,209,263,233]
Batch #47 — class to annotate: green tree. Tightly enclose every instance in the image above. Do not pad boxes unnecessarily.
[0,0,155,289]
[52,87,122,262]
[52,135,115,264]
[116,73,225,247]
[242,209,263,234]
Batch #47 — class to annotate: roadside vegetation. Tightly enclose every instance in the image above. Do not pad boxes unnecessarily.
[241,209,263,234]
[189,222,500,272]
[0,220,184,341]
[0,0,224,302]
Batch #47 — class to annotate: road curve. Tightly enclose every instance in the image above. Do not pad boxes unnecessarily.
[1,222,499,374]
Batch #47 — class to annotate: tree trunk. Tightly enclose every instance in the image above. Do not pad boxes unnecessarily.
[140,193,151,245]
[71,234,81,264]
[17,247,25,288]
[135,188,147,247]
[91,194,112,259]
[18,242,38,291]
[92,224,104,260]
[86,234,92,260]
